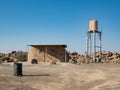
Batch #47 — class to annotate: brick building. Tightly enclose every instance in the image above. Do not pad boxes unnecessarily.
[28,45,69,62]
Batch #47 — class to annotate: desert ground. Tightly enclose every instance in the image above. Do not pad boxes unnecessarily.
[0,62,120,90]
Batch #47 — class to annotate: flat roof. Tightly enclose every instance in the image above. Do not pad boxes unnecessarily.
[28,45,67,48]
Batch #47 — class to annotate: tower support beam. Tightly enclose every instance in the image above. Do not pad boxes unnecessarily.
[86,31,102,63]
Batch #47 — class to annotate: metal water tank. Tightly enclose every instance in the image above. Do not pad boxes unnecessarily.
[89,20,98,31]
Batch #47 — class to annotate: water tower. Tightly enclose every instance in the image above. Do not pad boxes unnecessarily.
[86,19,102,63]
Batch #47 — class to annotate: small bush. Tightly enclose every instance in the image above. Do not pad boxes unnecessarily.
[14,51,27,62]
[0,57,10,62]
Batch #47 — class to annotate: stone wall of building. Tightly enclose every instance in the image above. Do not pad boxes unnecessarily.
[28,46,68,62]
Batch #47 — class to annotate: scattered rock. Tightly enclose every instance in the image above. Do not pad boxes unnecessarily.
[51,60,57,64]
[69,51,120,64]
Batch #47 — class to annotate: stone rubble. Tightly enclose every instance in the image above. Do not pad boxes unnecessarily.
[69,51,120,64]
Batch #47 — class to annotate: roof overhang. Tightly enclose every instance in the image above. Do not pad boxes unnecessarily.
[27,44,67,48]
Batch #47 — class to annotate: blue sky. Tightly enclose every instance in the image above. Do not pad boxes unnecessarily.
[0,0,120,53]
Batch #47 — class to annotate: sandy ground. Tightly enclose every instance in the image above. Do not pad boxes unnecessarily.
[0,62,120,90]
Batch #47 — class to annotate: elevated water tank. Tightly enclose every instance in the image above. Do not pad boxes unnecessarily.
[89,19,98,31]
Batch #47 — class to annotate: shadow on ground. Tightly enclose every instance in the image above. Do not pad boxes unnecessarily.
[23,74,50,77]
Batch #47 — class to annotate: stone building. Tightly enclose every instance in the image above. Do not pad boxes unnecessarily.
[28,45,68,62]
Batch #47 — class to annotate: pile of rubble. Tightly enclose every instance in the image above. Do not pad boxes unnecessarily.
[0,51,27,63]
[102,51,120,63]
[69,52,86,64]
[69,51,120,64]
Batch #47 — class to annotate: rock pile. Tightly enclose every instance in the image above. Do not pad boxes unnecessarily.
[69,51,120,64]
[69,52,86,64]
[102,51,120,63]
[0,51,27,63]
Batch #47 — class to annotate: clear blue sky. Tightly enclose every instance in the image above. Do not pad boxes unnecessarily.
[0,0,120,53]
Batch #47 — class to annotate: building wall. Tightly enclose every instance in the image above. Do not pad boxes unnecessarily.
[28,46,68,62]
